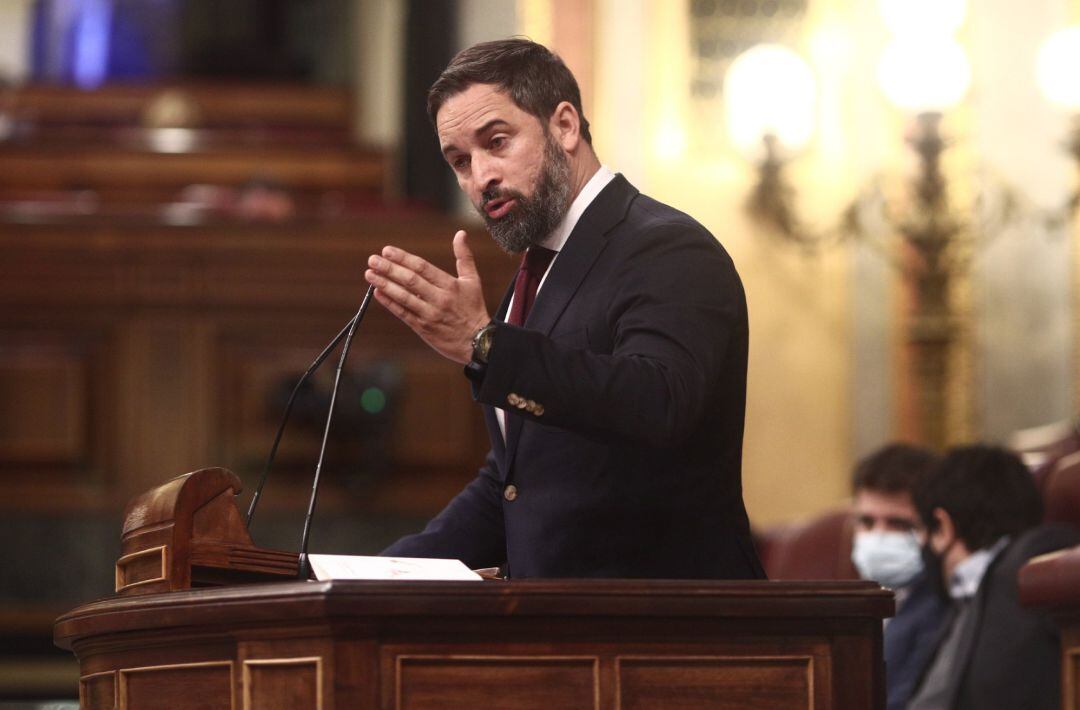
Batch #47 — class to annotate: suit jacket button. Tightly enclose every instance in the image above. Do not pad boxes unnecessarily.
[533,404,544,416]
[503,484,518,502]
[507,393,521,406]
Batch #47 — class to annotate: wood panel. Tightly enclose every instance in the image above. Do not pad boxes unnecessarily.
[244,657,323,710]
[55,580,893,710]
[0,347,86,462]
[12,84,352,129]
[214,328,476,475]
[393,656,598,710]
[0,326,110,481]
[0,216,515,513]
[616,656,813,710]
[80,671,116,710]
[119,661,234,709]
[0,146,386,193]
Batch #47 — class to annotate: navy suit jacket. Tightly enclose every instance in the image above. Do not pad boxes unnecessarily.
[384,175,765,580]
[883,573,949,710]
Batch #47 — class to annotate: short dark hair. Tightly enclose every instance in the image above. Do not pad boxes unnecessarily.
[914,444,1043,551]
[427,38,592,145]
[852,443,939,496]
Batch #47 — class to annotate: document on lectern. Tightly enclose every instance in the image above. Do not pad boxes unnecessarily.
[308,554,483,581]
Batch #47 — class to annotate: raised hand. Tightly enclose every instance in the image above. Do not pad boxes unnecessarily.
[365,230,491,364]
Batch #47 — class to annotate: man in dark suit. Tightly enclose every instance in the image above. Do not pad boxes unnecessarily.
[365,39,763,580]
[908,445,1079,710]
[848,444,949,710]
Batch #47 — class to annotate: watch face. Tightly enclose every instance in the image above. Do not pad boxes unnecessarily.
[473,325,494,363]
[478,329,493,360]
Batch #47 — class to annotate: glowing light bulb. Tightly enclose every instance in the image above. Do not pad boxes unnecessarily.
[724,44,816,157]
[878,37,971,112]
[1036,27,1080,110]
[878,0,966,37]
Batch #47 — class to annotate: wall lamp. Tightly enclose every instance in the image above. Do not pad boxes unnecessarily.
[726,1,1080,449]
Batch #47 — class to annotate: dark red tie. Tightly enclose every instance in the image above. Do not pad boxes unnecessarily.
[507,246,557,326]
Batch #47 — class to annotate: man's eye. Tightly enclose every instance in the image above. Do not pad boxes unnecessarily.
[452,156,469,169]
[490,136,506,149]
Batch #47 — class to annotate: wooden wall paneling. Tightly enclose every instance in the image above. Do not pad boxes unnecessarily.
[212,314,363,479]
[115,317,214,498]
[211,313,485,517]
[388,354,478,468]
[12,84,353,129]
[0,323,113,488]
[0,337,88,463]
[0,216,515,515]
[0,147,387,195]
[230,347,479,471]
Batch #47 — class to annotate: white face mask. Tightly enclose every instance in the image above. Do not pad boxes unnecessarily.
[851,530,924,589]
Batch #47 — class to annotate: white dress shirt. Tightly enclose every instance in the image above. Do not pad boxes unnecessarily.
[948,536,1010,600]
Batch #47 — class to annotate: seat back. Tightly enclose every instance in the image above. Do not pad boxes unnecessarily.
[756,508,859,581]
[1041,450,1080,527]
[759,421,1080,581]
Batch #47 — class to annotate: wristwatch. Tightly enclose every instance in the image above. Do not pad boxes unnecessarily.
[471,321,497,364]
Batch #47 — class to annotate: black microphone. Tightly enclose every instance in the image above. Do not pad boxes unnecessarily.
[296,284,376,580]
[246,318,353,530]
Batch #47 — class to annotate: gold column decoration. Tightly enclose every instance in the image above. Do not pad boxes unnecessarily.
[747,112,996,450]
[897,114,964,451]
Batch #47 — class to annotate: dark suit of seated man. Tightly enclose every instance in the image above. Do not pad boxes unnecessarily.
[908,445,1079,710]
[365,39,765,580]
[848,444,949,710]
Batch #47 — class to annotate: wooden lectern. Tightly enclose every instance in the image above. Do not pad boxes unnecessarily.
[114,468,297,596]
[57,470,894,709]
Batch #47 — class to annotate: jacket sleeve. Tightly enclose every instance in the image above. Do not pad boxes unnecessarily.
[380,449,507,569]
[475,223,743,448]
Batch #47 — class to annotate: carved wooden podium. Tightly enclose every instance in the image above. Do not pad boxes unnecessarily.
[114,467,297,596]
[56,470,893,709]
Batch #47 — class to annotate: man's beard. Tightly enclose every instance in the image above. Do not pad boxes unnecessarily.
[478,135,571,254]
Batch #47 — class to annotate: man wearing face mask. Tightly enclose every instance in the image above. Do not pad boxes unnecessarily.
[849,444,948,710]
[907,445,1079,710]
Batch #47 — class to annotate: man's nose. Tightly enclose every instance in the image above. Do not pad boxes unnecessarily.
[473,154,500,192]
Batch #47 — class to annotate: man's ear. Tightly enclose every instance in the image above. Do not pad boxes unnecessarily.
[548,101,582,152]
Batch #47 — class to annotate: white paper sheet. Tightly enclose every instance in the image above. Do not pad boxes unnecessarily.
[308,554,483,581]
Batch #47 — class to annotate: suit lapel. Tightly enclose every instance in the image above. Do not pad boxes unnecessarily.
[524,174,637,336]
[502,174,638,473]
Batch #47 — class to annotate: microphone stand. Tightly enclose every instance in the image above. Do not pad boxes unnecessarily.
[297,285,375,580]
[245,318,356,530]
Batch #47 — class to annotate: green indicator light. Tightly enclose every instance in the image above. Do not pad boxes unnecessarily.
[361,387,386,414]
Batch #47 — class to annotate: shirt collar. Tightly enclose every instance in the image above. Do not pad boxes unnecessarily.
[538,165,617,252]
[949,536,1010,600]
